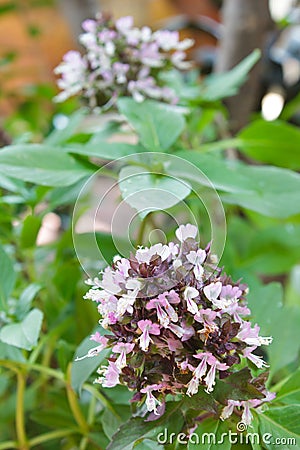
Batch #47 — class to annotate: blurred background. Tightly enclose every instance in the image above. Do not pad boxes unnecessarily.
[2,0,300,139]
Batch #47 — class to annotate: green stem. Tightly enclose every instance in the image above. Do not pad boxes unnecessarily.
[31,363,63,379]
[66,364,89,435]
[28,336,46,364]
[271,371,294,393]
[87,394,97,426]
[29,429,78,447]
[79,437,89,450]
[136,214,150,246]
[0,360,64,381]
[83,384,121,420]
[98,167,118,179]
[79,390,97,450]
[16,370,28,450]
[193,137,242,153]
[0,442,17,450]
[126,160,151,171]
[79,395,97,450]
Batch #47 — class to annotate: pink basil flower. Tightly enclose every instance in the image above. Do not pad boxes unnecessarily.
[187,352,228,395]
[138,319,160,351]
[186,249,206,280]
[54,14,193,108]
[237,322,272,346]
[194,308,218,326]
[242,346,269,368]
[147,290,180,327]
[140,384,162,415]
[167,337,183,352]
[75,334,108,361]
[80,223,275,426]
[180,320,195,341]
[146,298,170,327]
[221,284,242,301]
[113,342,135,369]
[100,361,120,388]
[115,16,134,34]
[184,286,199,315]
[175,224,198,242]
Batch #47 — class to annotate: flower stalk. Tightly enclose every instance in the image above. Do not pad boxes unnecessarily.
[16,370,28,450]
[54,13,193,109]
[66,365,89,436]
[79,223,275,426]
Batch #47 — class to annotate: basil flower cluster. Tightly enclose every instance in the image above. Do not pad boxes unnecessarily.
[54,13,193,109]
[78,224,275,425]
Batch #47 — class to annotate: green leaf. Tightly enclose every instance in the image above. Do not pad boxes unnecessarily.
[102,408,123,440]
[275,368,300,405]
[257,405,300,449]
[104,385,133,405]
[101,405,131,440]
[0,244,16,312]
[71,326,110,394]
[200,49,261,101]
[45,110,86,145]
[175,151,254,194]
[133,440,163,449]
[0,373,9,397]
[15,283,42,319]
[188,418,231,450]
[48,179,87,208]
[119,165,191,218]
[247,283,283,335]
[0,173,26,194]
[0,308,43,351]
[248,283,300,376]
[30,391,77,429]
[240,223,300,276]
[88,431,110,449]
[158,69,201,102]
[0,144,92,186]
[56,340,75,373]
[87,120,121,142]
[183,385,218,414]
[224,217,296,277]
[238,120,300,169]
[251,415,264,450]
[0,195,25,205]
[20,215,42,248]
[30,409,77,429]
[66,140,146,160]
[177,151,300,218]
[53,261,81,301]
[213,368,264,404]
[117,98,186,151]
[0,341,26,362]
[269,305,300,377]
[108,401,184,450]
